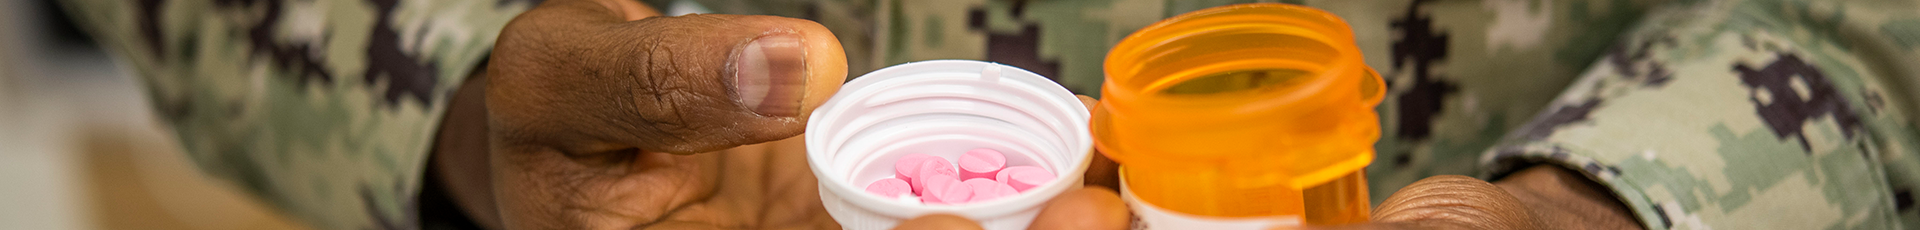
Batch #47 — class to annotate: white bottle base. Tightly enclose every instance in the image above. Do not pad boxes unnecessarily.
[1119,168,1300,230]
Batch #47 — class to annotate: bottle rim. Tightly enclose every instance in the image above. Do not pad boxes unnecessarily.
[1094,3,1383,189]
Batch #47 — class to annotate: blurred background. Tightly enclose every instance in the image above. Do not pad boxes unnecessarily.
[0,0,311,229]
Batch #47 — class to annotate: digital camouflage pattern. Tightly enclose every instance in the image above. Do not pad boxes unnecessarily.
[59,0,1920,229]
[1477,0,1920,229]
[58,0,532,228]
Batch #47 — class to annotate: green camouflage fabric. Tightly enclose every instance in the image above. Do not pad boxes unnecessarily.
[1478,0,1920,229]
[61,0,1920,229]
[58,0,534,228]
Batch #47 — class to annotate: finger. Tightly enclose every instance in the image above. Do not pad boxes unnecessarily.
[1365,175,1541,230]
[1076,95,1098,111]
[489,0,848,155]
[1075,95,1120,189]
[1028,187,1130,230]
[894,214,985,230]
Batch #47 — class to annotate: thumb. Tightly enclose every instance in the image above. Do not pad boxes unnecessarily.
[488,0,847,154]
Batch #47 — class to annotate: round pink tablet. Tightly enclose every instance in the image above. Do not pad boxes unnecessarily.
[993,166,1031,184]
[962,178,1017,203]
[997,166,1055,192]
[910,158,956,194]
[865,178,911,198]
[893,154,941,186]
[917,173,957,196]
[919,175,972,205]
[958,148,1007,180]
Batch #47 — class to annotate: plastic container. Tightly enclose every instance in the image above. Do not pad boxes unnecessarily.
[807,60,1094,230]
[1094,3,1384,228]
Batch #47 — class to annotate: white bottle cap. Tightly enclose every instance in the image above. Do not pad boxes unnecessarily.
[806,60,1094,230]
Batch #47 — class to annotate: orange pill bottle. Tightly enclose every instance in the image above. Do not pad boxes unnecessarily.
[1093,3,1383,228]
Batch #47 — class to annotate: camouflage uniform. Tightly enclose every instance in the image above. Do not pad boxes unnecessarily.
[58,0,532,228]
[1476,1,1920,229]
[60,0,1920,229]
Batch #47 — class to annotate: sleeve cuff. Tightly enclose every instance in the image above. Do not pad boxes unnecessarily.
[1480,142,1675,230]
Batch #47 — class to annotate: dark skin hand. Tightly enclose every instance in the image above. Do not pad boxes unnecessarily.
[425,0,1642,229]
[431,0,1130,229]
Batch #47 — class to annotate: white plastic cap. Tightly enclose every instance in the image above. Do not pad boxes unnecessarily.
[806,60,1094,230]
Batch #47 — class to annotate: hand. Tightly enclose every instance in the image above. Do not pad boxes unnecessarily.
[485,0,845,228]
[478,0,1130,228]
[1291,166,1642,230]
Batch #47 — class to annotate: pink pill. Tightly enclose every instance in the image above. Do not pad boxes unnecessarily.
[958,148,1007,180]
[986,183,1019,202]
[917,174,957,196]
[920,175,972,205]
[997,166,1055,192]
[893,154,941,185]
[910,158,957,194]
[865,178,911,198]
[963,178,1018,203]
[993,166,1030,184]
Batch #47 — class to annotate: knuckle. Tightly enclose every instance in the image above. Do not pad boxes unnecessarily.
[626,64,727,152]
[613,22,738,153]
[1374,175,1540,229]
[1415,175,1491,186]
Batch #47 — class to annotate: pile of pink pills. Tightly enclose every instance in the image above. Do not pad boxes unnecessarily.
[864,148,1056,205]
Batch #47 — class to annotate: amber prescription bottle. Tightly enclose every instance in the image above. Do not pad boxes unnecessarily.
[1093,3,1384,228]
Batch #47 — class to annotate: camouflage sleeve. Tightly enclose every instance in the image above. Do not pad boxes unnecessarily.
[56,0,534,228]
[1479,0,1920,229]
[1318,0,1677,204]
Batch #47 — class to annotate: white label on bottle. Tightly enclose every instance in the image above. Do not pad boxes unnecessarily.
[1120,177,1300,230]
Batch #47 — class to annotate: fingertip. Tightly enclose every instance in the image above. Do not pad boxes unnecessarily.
[1028,188,1129,230]
[894,214,984,230]
[794,17,846,120]
[1082,153,1120,190]
[716,15,845,120]
[1075,95,1098,112]
[602,13,846,152]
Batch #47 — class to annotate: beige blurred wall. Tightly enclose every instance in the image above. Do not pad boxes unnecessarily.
[77,122,313,230]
